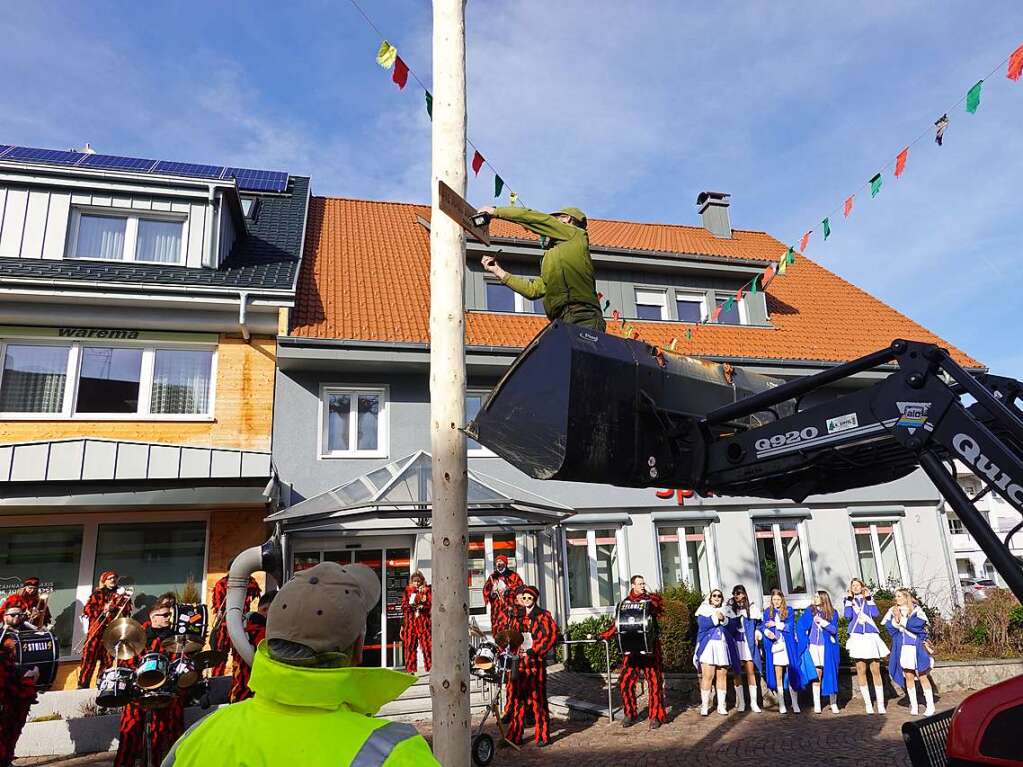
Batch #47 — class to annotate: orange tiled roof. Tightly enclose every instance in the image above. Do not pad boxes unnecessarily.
[293,196,980,367]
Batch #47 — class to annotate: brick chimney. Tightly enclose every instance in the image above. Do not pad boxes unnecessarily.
[696,191,732,239]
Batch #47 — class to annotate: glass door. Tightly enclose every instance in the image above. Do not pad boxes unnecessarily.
[385,549,411,669]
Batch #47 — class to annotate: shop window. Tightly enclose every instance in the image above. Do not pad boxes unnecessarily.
[0,344,69,413]
[565,528,621,609]
[0,525,83,650]
[321,386,387,457]
[658,524,714,594]
[852,520,907,588]
[754,520,809,598]
[76,347,143,413]
[150,349,213,415]
[93,521,207,619]
[68,210,184,265]
[467,533,519,618]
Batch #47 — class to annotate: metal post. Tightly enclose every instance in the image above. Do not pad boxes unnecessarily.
[430,1,471,764]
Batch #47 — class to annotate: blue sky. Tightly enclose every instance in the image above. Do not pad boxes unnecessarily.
[2,2,1020,377]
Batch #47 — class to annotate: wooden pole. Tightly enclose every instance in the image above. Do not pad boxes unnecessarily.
[429,1,471,765]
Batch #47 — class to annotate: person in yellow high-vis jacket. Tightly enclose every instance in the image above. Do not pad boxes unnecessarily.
[479,205,606,331]
[161,562,439,767]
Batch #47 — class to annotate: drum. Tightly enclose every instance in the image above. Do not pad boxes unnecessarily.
[166,603,208,654]
[12,630,60,689]
[617,599,656,655]
[136,652,169,690]
[496,650,520,682]
[169,655,199,689]
[96,666,136,707]
[137,686,175,710]
[473,642,499,670]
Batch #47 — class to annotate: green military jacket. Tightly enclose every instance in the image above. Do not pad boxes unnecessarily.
[492,206,600,320]
[162,644,439,767]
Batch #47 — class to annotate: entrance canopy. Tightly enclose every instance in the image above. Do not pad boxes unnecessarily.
[267,451,574,534]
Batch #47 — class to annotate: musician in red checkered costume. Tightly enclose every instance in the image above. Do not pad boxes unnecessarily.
[600,574,667,728]
[1,604,40,766]
[506,584,558,747]
[482,554,522,633]
[229,591,273,703]
[78,570,131,689]
[210,568,261,677]
[114,594,185,767]
[400,571,432,673]
[1,577,51,628]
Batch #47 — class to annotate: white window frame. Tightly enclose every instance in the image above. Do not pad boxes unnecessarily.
[561,526,626,615]
[67,207,188,266]
[634,288,668,320]
[947,513,966,536]
[318,384,389,459]
[466,388,495,457]
[514,292,543,315]
[0,338,217,421]
[849,517,909,588]
[655,522,719,593]
[713,292,748,326]
[0,510,210,662]
[671,289,708,323]
[753,518,814,604]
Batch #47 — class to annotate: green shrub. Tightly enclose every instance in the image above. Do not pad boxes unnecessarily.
[660,583,701,672]
[562,615,619,672]
[1009,605,1023,635]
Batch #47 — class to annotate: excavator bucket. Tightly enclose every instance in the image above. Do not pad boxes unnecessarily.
[467,321,790,489]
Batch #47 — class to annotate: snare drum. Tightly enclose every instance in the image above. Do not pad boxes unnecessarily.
[170,604,208,654]
[96,666,136,707]
[136,652,169,690]
[472,642,499,670]
[137,686,175,710]
[169,655,199,689]
[12,630,60,689]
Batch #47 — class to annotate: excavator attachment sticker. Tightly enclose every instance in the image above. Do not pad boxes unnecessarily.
[826,413,859,434]
[896,401,932,433]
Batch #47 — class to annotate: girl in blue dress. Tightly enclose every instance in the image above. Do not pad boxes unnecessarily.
[760,588,802,713]
[882,588,935,716]
[727,585,762,713]
[844,577,889,714]
[694,589,739,715]
[796,590,840,713]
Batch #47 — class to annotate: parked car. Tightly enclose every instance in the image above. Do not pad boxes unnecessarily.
[961,577,998,601]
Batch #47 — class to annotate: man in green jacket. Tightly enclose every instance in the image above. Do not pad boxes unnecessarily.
[479,205,606,331]
[161,562,440,767]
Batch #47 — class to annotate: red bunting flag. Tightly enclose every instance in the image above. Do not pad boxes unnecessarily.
[611,309,620,322]
[471,151,485,175]
[762,263,775,286]
[894,147,909,178]
[392,56,409,89]
[711,305,723,322]
[843,195,854,218]
[735,287,744,303]
[1008,43,1023,81]
[799,230,811,253]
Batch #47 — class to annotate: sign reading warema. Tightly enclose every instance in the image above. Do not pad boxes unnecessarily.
[0,325,217,343]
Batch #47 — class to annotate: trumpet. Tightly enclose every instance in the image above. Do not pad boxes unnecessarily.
[27,594,49,627]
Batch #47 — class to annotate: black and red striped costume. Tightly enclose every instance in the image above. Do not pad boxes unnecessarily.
[400,584,432,673]
[78,585,128,689]
[482,566,522,633]
[1,584,51,627]
[600,590,666,723]
[209,575,261,677]
[228,612,267,703]
[506,602,558,746]
[113,623,184,767]
[0,629,38,766]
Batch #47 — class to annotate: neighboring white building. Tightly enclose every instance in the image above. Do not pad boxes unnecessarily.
[950,463,1023,587]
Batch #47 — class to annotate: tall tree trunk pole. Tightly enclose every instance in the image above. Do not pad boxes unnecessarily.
[429,1,471,765]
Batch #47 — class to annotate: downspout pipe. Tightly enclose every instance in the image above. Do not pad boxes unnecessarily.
[226,536,283,666]
[238,291,251,341]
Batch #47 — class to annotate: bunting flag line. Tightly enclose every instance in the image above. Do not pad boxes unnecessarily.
[1010,43,1023,81]
[471,151,485,175]
[375,40,397,68]
[777,254,788,276]
[966,80,983,113]
[799,230,811,253]
[894,147,909,178]
[748,275,759,295]
[425,91,433,119]
[392,56,409,89]
[934,114,949,145]
[844,195,855,218]
[822,217,831,240]
[685,329,692,341]
[494,174,504,197]
[869,173,883,198]
[785,247,796,265]
[509,191,518,205]
[670,338,679,351]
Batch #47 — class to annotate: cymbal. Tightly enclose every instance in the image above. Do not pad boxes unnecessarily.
[102,618,146,659]
[494,629,523,649]
[192,649,227,670]
[160,635,204,655]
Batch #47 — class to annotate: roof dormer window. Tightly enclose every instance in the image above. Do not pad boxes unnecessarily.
[240,196,260,219]
[67,209,185,265]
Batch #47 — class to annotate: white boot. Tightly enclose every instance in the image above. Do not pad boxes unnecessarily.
[923,686,935,716]
[748,685,762,713]
[860,685,874,714]
[777,687,787,714]
[734,685,746,712]
[908,685,919,716]
[717,687,728,715]
[812,683,822,713]
[700,689,711,716]
[875,683,886,714]
[789,685,801,713]
[829,694,840,714]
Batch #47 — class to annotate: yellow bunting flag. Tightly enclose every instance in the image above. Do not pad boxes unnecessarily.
[376,40,398,69]
[509,191,518,205]
[669,338,678,352]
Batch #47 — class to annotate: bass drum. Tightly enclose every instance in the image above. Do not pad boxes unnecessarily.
[96,666,136,708]
[617,599,655,655]
[12,630,60,689]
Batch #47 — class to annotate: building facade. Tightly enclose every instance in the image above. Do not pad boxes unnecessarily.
[272,193,983,669]
[0,145,308,687]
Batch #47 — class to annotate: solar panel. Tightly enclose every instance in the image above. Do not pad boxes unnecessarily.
[0,145,12,159]
[5,146,84,165]
[80,154,158,172]
[152,160,224,179]
[225,167,290,193]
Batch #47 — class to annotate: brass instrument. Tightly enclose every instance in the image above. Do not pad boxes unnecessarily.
[84,586,135,651]
[27,594,49,627]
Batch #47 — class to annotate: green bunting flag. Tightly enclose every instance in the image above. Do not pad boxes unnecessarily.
[785,247,796,265]
[494,175,504,197]
[685,329,692,341]
[966,80,983,114]
[425,91,433,119]
[723,297,735,313]
[870,173,882,198]
[822,217,831,240]
[748,275,758,295]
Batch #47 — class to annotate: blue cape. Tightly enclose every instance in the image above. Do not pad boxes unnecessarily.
[727,611,762,673]
[694,613,740,673]
[796,607,840,696]
[760,607,803,690]
[884,609,933,688]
